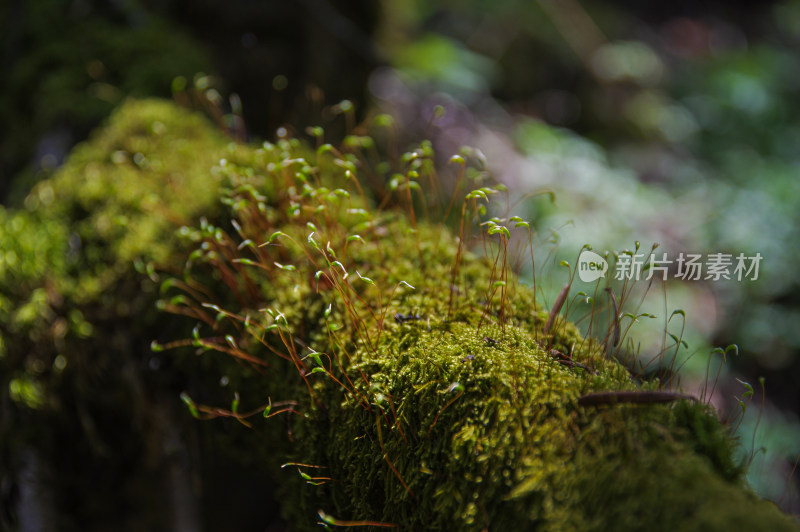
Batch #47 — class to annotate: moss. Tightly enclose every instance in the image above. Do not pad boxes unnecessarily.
[4,98,797,530]
[564,402,792,532]
[267,240,787,530]
[1,98,236,369]
[160,120,799,531]
[26,98,242,299]
[0,99,237,530]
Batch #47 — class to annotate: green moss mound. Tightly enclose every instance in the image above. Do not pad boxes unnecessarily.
[3,98,797,531]
[159,115,798,530]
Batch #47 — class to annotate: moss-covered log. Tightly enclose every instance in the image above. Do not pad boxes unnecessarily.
[2,99,797,531]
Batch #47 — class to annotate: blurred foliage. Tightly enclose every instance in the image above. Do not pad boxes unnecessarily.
[0,0,213,203]
[0,0,382,205]
[146,0,381,137]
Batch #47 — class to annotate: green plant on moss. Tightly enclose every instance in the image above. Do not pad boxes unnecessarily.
[149,109,799,530]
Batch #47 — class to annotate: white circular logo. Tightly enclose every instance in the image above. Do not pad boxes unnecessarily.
[578,250,608,283]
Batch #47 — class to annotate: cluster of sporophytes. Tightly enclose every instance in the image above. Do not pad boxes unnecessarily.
[147,105,797,529]
[3,98,797,530]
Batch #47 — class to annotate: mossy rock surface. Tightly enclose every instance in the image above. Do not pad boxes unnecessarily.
[3,98,798,531]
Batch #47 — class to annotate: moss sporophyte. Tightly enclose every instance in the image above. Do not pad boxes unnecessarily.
[6,99,797,531]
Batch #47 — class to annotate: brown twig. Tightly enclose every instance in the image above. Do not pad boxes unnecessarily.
[543,284,570,335]
[606,286,621,348]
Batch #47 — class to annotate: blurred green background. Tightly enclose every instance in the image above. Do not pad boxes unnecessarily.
[2,0,799,528]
